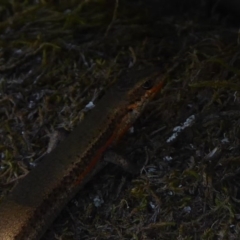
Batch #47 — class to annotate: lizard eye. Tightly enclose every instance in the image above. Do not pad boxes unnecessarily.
[142,80,153,90]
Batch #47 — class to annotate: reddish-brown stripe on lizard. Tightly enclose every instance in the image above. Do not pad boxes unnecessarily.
[0,68,164,240]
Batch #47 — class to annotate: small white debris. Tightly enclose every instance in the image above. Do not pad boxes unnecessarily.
[129,126,134,134]
[14,49,23,55]
[183,115,195,128]
[149,201,156,209]
[167,115,195,143]
[84,101,95,110]
[28,100,35,109]
[147,167,157,173]
[166,132,178,143]
[1,152,5,159]
[183,206,191,214]
[0,165,5,170]
[163,156,173,162]
[221,137,229,144]
[189,144,195,149]
[173,126,182,132]
[29,162,37,168]
[93,195,104,207]
[205,147,219,160]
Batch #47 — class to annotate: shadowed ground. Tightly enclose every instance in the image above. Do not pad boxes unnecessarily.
[0,0,240,239]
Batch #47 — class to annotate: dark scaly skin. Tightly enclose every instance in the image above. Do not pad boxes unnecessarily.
[0,68,164,240]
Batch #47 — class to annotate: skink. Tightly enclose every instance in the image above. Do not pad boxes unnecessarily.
[0,67,164,240]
